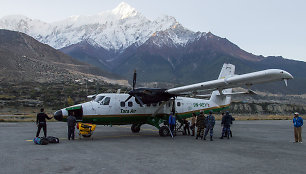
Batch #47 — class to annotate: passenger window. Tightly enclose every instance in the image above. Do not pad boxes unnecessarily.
[177,102,181,107]
[128,101,133,107]
[101,97,110,105]
[120,102,125,107]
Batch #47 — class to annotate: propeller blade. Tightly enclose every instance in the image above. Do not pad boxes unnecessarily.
[133,69,137,90]
[124,95,133,103]
[134,95,144,107]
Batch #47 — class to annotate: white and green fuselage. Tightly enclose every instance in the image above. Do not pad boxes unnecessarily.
[58,92,231,128]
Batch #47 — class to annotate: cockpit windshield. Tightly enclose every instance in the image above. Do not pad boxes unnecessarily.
[94,96,105,102]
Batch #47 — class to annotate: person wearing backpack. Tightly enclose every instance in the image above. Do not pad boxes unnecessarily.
[67,111,77,140]
[220,111,234,139]
[204,111,215,141]
[36,108,52,137]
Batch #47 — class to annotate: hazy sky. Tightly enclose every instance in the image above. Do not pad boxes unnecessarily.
[1,0,305,62]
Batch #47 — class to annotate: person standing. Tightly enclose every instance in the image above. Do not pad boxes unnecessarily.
[196,111,205,139]
[36,108,52,137]
[190,113,197,136]
[293,112,303,143]
[220,111,234,139]
[67,111,77,140]
[183,119,191,135]
[204,111,215,141]
[169,113,176,136]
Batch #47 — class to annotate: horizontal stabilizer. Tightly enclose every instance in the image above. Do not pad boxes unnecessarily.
[195,90,256,99]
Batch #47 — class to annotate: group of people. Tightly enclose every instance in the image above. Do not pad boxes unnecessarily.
[36,108,77,140]
[169,111,304,143]
[169,110,234,141]
[36,108,303,143]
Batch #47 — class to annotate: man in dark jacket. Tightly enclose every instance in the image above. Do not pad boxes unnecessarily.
[220,111,234,139]
[204,111,215,141]
[36,108,52,137]
[67,111,77,140]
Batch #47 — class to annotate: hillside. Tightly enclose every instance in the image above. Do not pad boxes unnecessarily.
[0,29,127,85]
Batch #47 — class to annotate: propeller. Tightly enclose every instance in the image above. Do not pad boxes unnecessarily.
[125,70,145,106]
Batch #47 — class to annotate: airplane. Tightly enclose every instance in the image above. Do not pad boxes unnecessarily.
[53,63,293,137]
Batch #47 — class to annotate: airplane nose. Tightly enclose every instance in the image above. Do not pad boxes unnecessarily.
[54,110,63,121]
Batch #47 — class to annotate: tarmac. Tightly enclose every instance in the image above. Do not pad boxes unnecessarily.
[0,120,305,174]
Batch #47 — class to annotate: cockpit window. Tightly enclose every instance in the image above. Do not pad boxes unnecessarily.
[101,97,110,105]
[94,96,105,102]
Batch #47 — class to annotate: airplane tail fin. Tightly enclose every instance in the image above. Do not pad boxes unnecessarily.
[209,63,235,106]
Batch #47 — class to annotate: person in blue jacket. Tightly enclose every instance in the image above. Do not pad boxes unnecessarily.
[293,112,303,143]
[169,113,176,136]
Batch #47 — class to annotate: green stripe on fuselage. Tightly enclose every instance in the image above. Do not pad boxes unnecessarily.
[61,105,230,125]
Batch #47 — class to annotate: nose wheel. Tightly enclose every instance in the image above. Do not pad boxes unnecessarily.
[159,126,170,137]
[131,124,141,133]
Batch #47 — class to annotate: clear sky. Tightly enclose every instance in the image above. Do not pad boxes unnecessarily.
[1,0,305,62]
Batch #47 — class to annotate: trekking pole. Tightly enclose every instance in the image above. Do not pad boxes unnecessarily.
[167,125,174,138]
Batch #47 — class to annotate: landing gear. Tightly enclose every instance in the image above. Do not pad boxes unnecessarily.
[159,126,170,137]
[131,124,141,133]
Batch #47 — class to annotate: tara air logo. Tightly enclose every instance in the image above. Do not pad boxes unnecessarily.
[121,109,137,113]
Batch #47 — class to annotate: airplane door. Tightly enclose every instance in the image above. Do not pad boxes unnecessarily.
[67,106,83,121]
[97,97,112,114]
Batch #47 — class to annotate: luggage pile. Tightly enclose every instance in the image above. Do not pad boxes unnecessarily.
[77,122,96,138]
[33,136,59,145]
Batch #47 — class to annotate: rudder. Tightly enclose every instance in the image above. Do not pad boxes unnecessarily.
[210,63,235,106]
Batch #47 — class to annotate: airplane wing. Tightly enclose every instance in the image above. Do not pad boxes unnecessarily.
[166,67,293,95]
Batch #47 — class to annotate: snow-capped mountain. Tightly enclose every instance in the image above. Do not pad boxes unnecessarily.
[0,2,200,50]
[1,2,306,94]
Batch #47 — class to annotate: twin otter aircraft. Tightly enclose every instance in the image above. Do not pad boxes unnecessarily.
[54,63,293,136]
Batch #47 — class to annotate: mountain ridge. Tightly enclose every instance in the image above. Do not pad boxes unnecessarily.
[0,29,128,85]
[1,2,305,94]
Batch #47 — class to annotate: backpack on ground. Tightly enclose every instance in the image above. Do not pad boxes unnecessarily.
[40,137,49,145]
[33,137,49,145]
[46,136,59,143]
[33,137,41,145]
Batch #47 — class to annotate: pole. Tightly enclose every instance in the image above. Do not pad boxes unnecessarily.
[168,125,174,138]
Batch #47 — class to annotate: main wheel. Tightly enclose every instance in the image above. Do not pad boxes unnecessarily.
[131,124,141,133]
[159,126,170,137]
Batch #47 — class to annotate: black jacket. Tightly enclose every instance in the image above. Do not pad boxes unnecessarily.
[67,115,77,127]
[221,113,234,126]
[36,112,52,124]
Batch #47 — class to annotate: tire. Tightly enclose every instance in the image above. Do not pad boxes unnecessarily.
[159,126,170,137]
[131,124,141,133]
